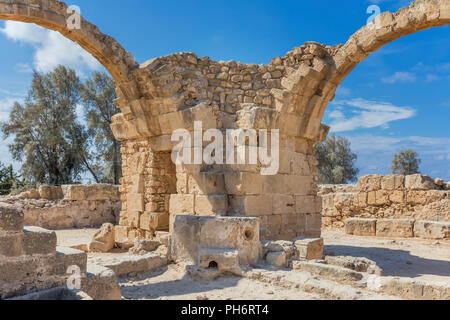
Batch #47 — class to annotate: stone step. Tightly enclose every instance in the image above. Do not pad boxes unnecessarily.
[7,287,92,300]
[244,268,399,300]
[88,252,166,278]
[23,226,57,255]
[292,260,364,285]
[0,246,87,299]
[0,226,57,257]
[81,263,122,300]
[0,203,24,233]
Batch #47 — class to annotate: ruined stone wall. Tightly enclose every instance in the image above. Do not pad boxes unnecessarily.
[111,47,332,244]
[116,139,176,244]
[320,174,450,230]
[0,185,121,230]
[1,0,449,245]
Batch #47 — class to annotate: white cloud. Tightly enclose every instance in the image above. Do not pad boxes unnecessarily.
[328,98,416,132]
[382,71,416,84]
[425,74,440,82]
[335,86,351,97]
[15,63,33,73]
[349,135,450,154]
[0,21,101,75]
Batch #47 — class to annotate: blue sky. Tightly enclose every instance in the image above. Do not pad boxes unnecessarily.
[0,0,449,181]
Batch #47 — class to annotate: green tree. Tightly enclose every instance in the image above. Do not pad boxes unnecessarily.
[315,134,359,184]
[1,66,89,185]
[80,72,121,184]
[391,149,421,175]
[0,162,22,195]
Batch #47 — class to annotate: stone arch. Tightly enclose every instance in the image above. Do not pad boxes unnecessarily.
[0,0,149,139]
[301,0,450,142]
[0,0,136,84]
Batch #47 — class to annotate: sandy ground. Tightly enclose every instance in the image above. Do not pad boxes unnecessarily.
[119,263,322,300]
[322,230,450,283]
[54,227,450,300]
[55,228,450,283]
[56,227,97,247]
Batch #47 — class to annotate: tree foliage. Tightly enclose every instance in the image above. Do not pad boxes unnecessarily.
[80,72,121,184]
[315,134,359,184]
[1,66,121,186]
[391,149,421,175]
[1,66,88,185]
[0,162,22,195]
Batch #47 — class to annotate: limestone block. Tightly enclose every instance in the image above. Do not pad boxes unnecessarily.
[272,194,295,214]
[0,233,23,257]
[236,105,279,130]
[170,215,261,267]
[195,195,227,216]
[305,213,322,237]
[333,192,355,210]
[294,237,324,260]
[127,211,141,229]
[114,225,131,248]
[375,190,390,206]
[224,172,263,195]
[0,246,87,299]
[89,223,115,253]
[169,194,194,215]
[292,261,363,284]
[129,238,161,255]
[367,191,377,206]
[198,248,241,272]
[27,189,40,200]
[389,190,405,204]
[355,192,368,207]
[82,263,121,300]
[131,175,144,194]
[266,215,282,238]
[345,218,377,236]
[357,175,382,192]
[62,185,120,202]
[406,191,428,205]
[89,252,167,278]
[295,195,316,214]
[244,195,273,216]
[376,219,414,238]
[62,185,86,201]
[188,172,225,195]
[22,226,57,255]
[126,193,144,212]
[39,186,63,200]
[405,174,436,190]
[434,178,444,187]
[413,221,450,240]
[265,251,287,267]
[0,203,24,233]
[261,240,296,257]
[291,153,311,176]
[140,212,169,231]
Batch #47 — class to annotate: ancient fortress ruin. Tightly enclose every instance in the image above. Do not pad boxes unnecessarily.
[0,0,449,300]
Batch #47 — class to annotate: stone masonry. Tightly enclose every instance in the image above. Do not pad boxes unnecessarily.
[0,185,121,230]
[320,174,450,230]
[0,0,449,244]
